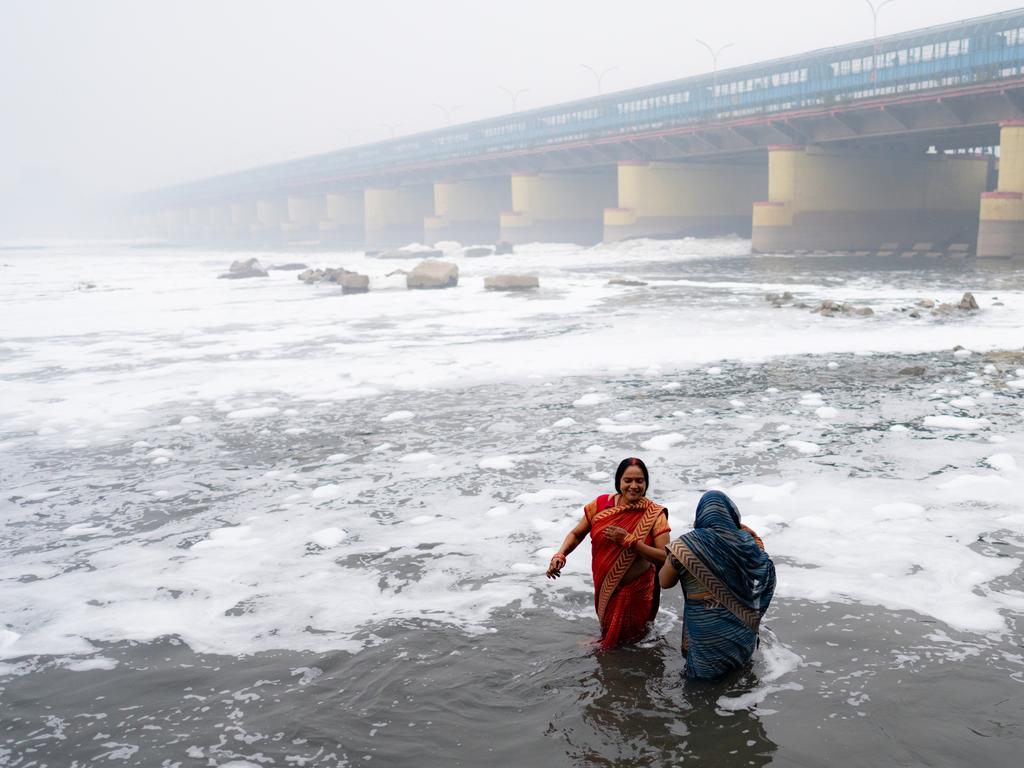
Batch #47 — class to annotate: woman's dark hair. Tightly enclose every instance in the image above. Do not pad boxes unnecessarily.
[614,457,649,493]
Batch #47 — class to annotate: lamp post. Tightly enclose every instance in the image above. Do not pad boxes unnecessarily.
[380,122,403,139]
[864,0,897,81]
[432,104,462,126]
[498,86,529,112]
[864,0,897,41]
[580,64,617,95]
[695,38,734,105]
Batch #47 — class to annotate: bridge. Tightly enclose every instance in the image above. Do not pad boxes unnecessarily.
[130,8,1024,258]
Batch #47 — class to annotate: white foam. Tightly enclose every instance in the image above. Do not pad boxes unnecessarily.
[923,415,989,430]
[985,453,1017,472]
[815,406,838,419]
[573,393,609,407]
[310,528,347,548]
[517,489,584,504]
[227,406,280,420]
[311,484,342,499]
[786,440,820,454]
[381,410,415,422]
[641,433,687,451]
[478,455,520,470]
[398,451,435,462]
[705,367,722,375]
[949,397,976,409]
[552,417,576,428]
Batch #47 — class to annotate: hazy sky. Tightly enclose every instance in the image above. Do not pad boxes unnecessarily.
[1,0,1021,235]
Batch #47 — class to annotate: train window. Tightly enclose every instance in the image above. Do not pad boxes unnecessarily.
[935,42,947,58]
[922,44,934,61]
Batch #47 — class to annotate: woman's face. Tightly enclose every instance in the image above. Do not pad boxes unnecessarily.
[619,465,647,503]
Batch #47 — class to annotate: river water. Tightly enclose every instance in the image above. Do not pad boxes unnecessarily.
[1,239,1023,766]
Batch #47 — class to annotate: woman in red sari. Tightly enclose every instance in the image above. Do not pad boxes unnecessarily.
[546,458,671,649]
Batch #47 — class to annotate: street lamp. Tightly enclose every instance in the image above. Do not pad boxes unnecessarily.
[498,86,529,112]
[380,122,403,139]
[695,39,734,110]
[432,104,462,126]
[864,0,897,41]
[864,0,898,82]
[580,64,617,95]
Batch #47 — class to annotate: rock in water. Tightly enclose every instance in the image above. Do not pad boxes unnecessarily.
[494,241,514,255]
[608,278,648,287]
[340,273,369,294]
[484,274,539,291]
[958,292,979,311]
[463,246,494,258]
[219,258,268,279]
[899,365,927,376]
[407,260,459,289]
[270,262,309,271]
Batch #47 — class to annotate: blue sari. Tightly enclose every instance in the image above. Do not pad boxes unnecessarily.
[669,491,776,679]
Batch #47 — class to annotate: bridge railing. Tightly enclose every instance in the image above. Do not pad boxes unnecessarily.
[148,10,1024,206]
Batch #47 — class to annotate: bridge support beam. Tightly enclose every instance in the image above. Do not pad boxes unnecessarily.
[365,185,434,247]
[319,192,365,245]
[977,121,1024,259]
[500,170,617,245]
[752,145,988,253]
[425,177,511,244]
[604,161,767,241]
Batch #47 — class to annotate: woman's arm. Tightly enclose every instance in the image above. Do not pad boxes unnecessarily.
[659,552,680,589]
[546,514,591,579]
[631,532,670,566]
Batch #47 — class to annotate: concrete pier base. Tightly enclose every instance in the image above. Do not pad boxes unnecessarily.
[977,122,1024,259]
[500,171,616,245]
[365,185,434,247]
[604,161,766,241]
[425,177,510,244]
[752,145,988,253]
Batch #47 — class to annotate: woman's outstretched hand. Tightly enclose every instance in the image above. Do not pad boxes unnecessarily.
[546,553,566,578]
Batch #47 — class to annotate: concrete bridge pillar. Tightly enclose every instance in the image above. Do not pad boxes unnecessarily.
[251,199,287,243]
[157,209,187,240]
[752,145,987,253]
[425,177,511,244]
[320,191,365,245]
[183,207,209,242]
[281,196,326,243]
[365,185,434,247]
[977,121,1024,259]
[500,170,617,245]
[604,161,767,241]
[206,205,230,241]
[228,201,257,242]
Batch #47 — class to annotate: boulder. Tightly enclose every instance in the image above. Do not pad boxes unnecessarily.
[270,262,309,271]
[916,298,936,309]
[340,273,370,294]
[958,291,979,311]
[494,241,514,255]
[609,278,649,287]
[219,258,268,279]
[899,365,927,376]
[484,274,539,291]
[298,267,356,284]
[463,246,494,258]
[407,259,459,289]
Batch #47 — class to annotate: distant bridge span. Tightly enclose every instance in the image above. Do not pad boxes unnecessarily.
[133,9,1024,257]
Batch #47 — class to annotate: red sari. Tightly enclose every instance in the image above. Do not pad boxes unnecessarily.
[585,494,670,649]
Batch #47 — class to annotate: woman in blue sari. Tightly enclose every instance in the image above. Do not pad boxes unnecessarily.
[659,490,776,679]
